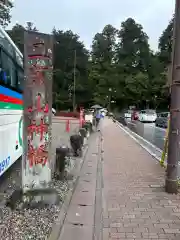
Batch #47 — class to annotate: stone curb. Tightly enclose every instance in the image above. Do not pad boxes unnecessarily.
[93,131,103,240]
[48,144,89,240]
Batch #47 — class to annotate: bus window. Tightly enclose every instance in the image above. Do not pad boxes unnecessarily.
[8,57,17,88]
[1,50,18,88]
[0,49,3,83]
[0,68,2,83]
[1,51,11,86]
[17,70,23,91]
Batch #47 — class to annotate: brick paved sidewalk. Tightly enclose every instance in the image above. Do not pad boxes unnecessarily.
[102,118,180,240]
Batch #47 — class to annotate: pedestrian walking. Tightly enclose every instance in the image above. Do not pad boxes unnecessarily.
[95,110,101,128]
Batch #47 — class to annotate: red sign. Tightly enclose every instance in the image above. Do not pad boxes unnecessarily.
[79,107,84,127]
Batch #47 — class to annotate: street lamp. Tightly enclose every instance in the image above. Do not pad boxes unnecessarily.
[108,88,112,111]
[73,49,76,111]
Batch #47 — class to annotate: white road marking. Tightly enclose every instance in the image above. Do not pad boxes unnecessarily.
[155,126,166,132]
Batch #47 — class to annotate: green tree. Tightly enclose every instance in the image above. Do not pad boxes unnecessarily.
[116,18,150,74]
[53,29,91,110]
[8,24,91,110]
[114,18,152,108]
[0,0,13,27]
[158,17,174,108]
[92,24,117,63]
[124,72,149,107]
[7,24,25,53]
[7,22,38,54]
[26,22,38,31]
[158,17,173,67]
[7,18,170,111]
[90,25,118,106]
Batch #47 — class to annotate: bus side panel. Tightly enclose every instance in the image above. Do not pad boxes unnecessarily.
[0,110,22,176]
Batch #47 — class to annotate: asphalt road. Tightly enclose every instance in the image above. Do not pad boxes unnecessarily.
[124,118,166,150]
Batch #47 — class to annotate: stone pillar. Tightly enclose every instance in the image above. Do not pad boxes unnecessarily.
[22,30,53,193]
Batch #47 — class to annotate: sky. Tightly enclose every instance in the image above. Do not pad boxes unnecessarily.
[9,0,175,51]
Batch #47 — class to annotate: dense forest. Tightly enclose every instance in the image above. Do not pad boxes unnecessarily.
[1,2,173,111]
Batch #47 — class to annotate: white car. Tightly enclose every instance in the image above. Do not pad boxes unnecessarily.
[52,108,56,116]
[103,108,108,115]
[138,109,157,123]
[124,110,132,118]
[85,113,93,124]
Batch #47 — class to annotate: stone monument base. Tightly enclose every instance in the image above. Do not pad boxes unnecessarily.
[6,188,59,210]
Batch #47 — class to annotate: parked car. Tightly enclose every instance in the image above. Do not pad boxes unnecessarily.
[156,112,170,128]
[124,110,132,118]
[85,112,93,124]
[138,109,157,123]
[131,110,139,120]
[52,108,56,116]
[102,108,108,115]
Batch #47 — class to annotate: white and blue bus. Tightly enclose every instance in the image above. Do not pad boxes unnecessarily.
[0,26,23,176]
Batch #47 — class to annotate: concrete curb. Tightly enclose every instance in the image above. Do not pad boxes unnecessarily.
[93,131,103,240]
[48,144,89,240]
[114,119,165,165]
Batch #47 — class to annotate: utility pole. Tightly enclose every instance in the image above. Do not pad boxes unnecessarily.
[108,88,112,112]
[165,0,180,194]
[73,49,76,111]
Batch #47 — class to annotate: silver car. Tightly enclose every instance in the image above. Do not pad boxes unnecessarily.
[155,112,170,128]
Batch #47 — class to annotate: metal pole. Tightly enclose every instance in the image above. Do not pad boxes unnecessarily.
[108,88,112,112]
[73,50,76,111]
[109,94,111,112]
[165,0,180,194]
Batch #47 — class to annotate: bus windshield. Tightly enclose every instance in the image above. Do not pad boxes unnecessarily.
[0,26,23,177]
[0,26,23,92]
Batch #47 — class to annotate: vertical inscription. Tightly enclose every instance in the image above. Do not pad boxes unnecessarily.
[23,31,53,191]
